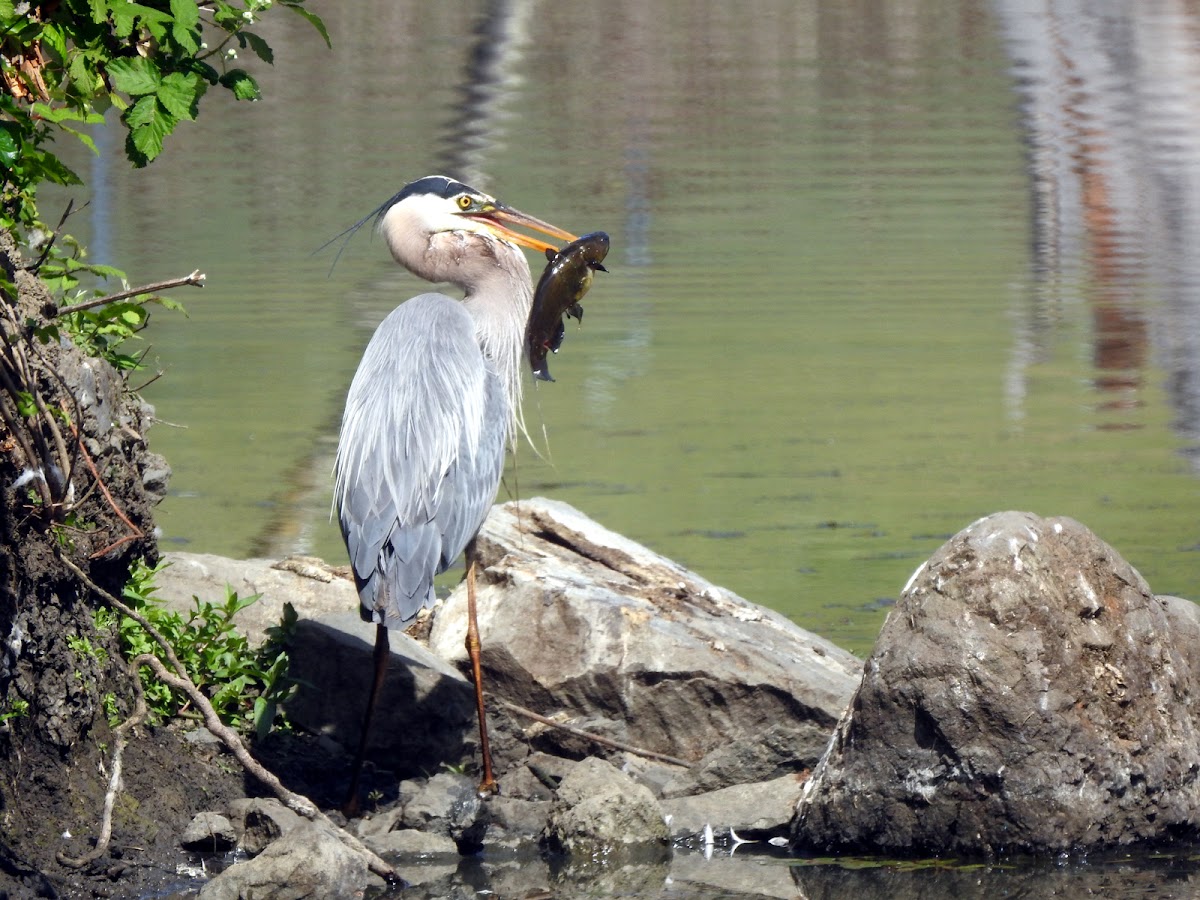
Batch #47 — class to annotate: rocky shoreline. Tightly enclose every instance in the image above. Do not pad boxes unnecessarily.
[134,499,1200,899]
[11,499,1197,898]
[154,497,861,897]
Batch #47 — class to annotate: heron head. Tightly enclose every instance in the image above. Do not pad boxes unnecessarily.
[378,175,577,257]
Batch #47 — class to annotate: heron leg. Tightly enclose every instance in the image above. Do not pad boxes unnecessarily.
[343,623,390,818]
[465,558,499,795]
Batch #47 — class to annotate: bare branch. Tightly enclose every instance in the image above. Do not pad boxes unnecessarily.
[55,271,205,317]
[498,699,694,769]
[57,661,148,869]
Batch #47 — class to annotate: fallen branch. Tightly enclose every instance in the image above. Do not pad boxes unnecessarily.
[498,699,694,769]
[57,661,148,869]
[57,553,398,882]
[55,270,205,317]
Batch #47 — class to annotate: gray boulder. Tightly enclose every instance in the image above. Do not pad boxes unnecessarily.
[397,772,488,851]
[156,552,357,645]
[429,498,861,786]
[363,827,458,859]
[283,613,477,779]
[662,773,805,841]
[484,795,553,850]
[351,772,489,856]
[180,812,236,852]
[198,820,369,900]
[791,511,1200,855]
[228,798,304,855]
[543,757,669,857]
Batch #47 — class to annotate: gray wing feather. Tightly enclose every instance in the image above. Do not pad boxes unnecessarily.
[334,293,508,628]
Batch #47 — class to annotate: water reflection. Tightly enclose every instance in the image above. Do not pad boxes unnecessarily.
[994,0,1200,456]
[370,843,1200,899]
[39,0,1200,652]
[790,848,1200,899]
[435,0,534,188]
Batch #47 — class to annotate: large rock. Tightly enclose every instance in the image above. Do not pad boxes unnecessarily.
[198,820,369,900]
[662,773,805,841]
[543,757,669,856]
[791,511,1200,855]
[429,498,861,785]
[156,553,358,645]
[284,613,477,778]
[228,798,305,855]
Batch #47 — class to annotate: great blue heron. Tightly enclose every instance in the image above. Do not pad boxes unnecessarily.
[332,175,576,812]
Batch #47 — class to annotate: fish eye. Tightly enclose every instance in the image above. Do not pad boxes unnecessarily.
[456,195,473,211]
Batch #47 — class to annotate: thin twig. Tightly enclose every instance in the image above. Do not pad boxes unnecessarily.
[0,311,73,503]
[57,553,398,882]
[26,379,70,495]
[497,699,694,769]
[57,661,148,869]
[55,270,205,317]
[0,356,53,508]
[128,368,165,393]
[22,198,76,273]
[71,423,144,557]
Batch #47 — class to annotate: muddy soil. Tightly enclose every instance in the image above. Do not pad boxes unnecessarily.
[1,721,365,900]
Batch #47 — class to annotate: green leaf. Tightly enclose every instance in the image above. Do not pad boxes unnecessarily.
[108,1,136,38]
[125,94,158,128]
[58,124,99,156]
[218,69,260,101]
[15,391,35,417]
[86,0,109,25]
[156,71,204,121]
[210,2,243,30]
[67,51,97,93]
[87,264,126,280]
[106,56,162,96]
[110,3,172,40]
[0,123,18,169]
[125,102,176,166]
[281,3,331,49]
[169,0,201,54]
[30,103,104,125]
[27,149,83,186]
[189,60,220,85]
[150,295,186,313]
[39,22,67,60]
[239,31,274,64]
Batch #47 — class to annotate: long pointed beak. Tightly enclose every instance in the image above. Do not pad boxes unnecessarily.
[471,204,578,254]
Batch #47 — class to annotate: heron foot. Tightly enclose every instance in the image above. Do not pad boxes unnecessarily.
[476,777,500,799]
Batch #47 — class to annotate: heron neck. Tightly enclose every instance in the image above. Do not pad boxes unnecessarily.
[462,250,533,441]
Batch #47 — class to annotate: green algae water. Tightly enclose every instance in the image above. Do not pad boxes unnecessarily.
[45,0,1199,662]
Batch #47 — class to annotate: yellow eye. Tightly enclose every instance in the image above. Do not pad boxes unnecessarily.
[456,195,473,211]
